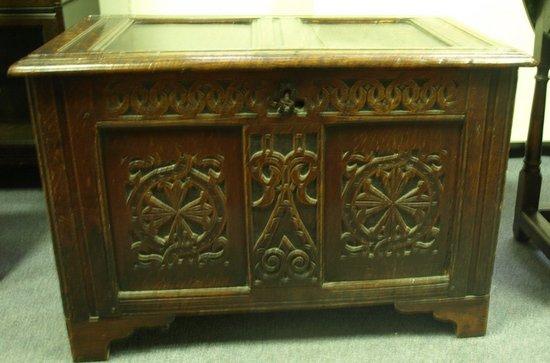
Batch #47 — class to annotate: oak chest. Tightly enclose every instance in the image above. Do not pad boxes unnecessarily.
[9,16,532,361]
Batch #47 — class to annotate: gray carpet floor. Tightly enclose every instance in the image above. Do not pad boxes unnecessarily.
[0,157,549,362]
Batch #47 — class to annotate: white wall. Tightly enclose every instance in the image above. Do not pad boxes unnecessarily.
[98,0,550,143]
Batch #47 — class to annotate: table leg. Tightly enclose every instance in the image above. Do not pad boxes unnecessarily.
[514,44,549,243]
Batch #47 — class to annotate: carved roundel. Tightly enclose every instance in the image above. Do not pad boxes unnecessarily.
[341,151,445,258]
[127,154,227,268]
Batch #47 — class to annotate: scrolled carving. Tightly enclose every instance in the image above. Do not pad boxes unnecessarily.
[400,78,437,112]
[249,133,319,285]
[329,79,368,114]
[101,75,463,118]
[104,80,256,118]
[205,82,247,116]
[168,81,208,117]
[309,77,460,115]
[365,79,402,114]
[105,81,131,116]
[436,79,459,109]
[126,153,228,268]
[341,151,445,258]
[130,81,171,116]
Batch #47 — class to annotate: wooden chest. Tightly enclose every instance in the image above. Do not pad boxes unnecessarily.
[9,16,531,361]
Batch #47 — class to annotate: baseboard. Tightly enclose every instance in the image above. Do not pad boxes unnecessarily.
[509,142,550,158]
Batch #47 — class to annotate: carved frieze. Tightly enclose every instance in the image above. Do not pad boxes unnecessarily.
[307,78,459,115]
[101,75,463,118]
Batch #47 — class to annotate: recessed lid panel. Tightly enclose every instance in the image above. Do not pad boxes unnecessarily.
[103,21,254,52]
[302,19,453,49]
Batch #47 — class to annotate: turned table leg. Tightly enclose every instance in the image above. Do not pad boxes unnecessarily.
[513,39,549,242]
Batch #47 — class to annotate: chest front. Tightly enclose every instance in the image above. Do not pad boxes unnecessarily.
[46,66,513,308]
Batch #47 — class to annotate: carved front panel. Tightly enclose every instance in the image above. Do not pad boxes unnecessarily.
[126,154,228,268]
[100,126,247,291]
[341,151,445,258]
[324,123,461,282]
[247,131,320,286]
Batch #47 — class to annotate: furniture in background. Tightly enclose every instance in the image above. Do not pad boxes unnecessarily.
[9,16,531,361]
[0,0,98,169]
[514,0,550,257]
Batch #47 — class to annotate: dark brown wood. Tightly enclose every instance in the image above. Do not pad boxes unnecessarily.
[395,295,489,337]
[67,315,175,362]
[514,0,550,258]
[0,0,98,169]
[11,16,529,361]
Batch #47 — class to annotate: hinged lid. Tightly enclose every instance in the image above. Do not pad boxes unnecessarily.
[9,15,533,76]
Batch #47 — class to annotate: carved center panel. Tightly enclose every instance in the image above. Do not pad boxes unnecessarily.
[126,154,228,268]
[248,133,319,286]
[341,151,445,258]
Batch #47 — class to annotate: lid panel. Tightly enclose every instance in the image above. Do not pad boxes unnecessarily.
[8,16,532,76]
[103,20,255,52]
[302,19,451,49]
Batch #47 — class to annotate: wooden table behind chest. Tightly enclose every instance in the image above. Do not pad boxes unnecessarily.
[0,0,99,169]
[10,16,531,361]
